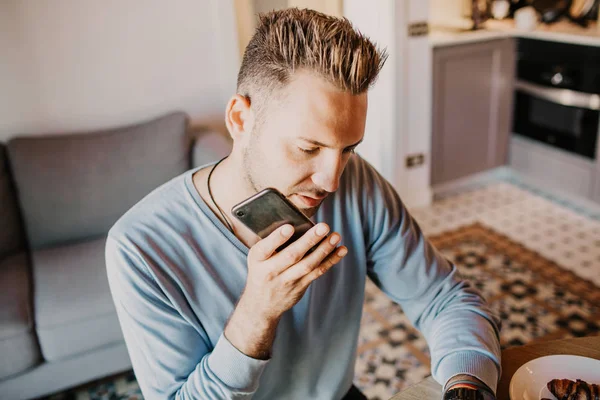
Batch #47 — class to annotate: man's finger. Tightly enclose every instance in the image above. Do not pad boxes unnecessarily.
[277,232,341,281]
[251,224,295,261]
[298,246,348,287]
[270,223,330,272]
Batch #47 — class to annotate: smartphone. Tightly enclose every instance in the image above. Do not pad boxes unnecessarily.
[231,188,316,252]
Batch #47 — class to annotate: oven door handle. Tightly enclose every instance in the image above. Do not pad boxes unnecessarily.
[515,80,600,111]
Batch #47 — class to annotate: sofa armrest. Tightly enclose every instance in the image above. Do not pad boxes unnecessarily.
[190,128,232,168]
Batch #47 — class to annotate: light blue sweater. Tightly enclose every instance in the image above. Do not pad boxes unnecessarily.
[106,155,501,400]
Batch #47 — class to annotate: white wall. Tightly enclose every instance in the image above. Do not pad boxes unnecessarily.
[429,0,467,25]
[343,0,398,183]
[287,0,342,16]
[0,0,239,141]
[402,1,433,207]
[344,0,432,208]
[254,0,288,13]
[0,2,33,139]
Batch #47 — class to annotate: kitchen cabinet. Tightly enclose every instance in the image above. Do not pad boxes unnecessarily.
[510,135,597,199]
[595,158,600,203]
[595,129,600,203]
[431,38,515,185]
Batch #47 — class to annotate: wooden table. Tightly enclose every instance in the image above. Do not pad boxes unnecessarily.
[390,335,600,400]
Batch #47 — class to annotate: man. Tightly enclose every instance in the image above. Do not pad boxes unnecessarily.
[106,8,501,400]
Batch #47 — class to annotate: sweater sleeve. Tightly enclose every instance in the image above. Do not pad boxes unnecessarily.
[355,157,502,393]
[105,235,269,400]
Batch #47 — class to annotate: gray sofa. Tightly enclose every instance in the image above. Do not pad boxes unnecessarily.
[0,111,231,399]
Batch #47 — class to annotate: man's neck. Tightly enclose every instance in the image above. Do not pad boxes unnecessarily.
[193,155,261,248]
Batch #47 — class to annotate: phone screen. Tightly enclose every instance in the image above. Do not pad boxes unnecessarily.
[231,188,315,250]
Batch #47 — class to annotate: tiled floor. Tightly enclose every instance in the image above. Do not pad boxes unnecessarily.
[410,182,600,286]
[48,181,600,400]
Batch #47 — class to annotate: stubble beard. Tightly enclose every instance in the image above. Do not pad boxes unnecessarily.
[242,140,262,194]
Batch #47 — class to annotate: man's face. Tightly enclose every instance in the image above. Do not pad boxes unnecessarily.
[241,71,368,217]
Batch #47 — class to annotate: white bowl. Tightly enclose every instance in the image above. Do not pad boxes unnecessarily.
[509,355,600,400]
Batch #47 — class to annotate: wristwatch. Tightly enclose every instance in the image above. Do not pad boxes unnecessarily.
[443,386,496,400]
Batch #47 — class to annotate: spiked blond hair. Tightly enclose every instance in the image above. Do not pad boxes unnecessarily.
[237,8,387,117]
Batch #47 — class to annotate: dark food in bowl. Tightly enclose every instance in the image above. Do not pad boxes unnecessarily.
[541,378,600,400]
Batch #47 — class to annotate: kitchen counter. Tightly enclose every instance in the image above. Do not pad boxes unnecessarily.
[430,18,600,47]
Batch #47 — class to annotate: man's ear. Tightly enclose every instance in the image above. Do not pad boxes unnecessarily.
[225,94,254,141]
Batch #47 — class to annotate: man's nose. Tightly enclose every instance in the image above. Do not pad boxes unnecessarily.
[311,154,344,193]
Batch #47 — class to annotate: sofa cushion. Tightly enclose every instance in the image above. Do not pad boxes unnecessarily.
[0,144,26,259]
[0,342,131,400]
[33,236,123,361]
[37,313,123,363]
[7,111,190,249]
[0,252,41,379]
[0,145,39,379]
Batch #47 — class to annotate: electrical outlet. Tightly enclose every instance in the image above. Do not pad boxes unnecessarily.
[406,153,425,168]
[408,22,429,37]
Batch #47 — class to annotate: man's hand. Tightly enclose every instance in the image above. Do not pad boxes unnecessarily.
[224,223,347,359]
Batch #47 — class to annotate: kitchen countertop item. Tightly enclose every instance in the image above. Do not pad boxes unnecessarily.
[430,17,600,47]
[571,0,597,19]
[532,0,571,24]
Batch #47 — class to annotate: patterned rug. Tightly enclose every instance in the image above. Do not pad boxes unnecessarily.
[46,223,600,400]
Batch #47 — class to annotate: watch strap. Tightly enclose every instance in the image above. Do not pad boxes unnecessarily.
[443,387,482,400]
[443,380,496,400]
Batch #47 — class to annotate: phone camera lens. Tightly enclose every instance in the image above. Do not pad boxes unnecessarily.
[236,211,245,217]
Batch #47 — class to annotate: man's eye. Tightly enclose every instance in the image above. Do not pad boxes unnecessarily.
[299,147,319,154]
[344,147,357,154]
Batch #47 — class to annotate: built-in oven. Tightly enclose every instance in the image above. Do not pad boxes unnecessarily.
[512,38,600,160]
